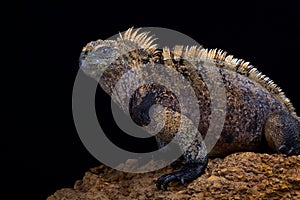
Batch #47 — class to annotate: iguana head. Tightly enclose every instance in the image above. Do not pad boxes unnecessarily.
[79,28,158,81]
[79,39,121,80]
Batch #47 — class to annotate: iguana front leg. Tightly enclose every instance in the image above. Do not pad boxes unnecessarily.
[155,113,208,190]
[264,111,300,155]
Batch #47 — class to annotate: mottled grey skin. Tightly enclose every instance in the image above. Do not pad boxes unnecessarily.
[79,32,300,190]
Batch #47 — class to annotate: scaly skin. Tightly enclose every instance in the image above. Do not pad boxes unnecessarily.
[79,27,300,190]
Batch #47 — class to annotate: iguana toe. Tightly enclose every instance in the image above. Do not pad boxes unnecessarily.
[156,162,207,190]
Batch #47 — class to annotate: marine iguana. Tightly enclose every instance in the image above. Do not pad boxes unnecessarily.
[79,27,300,190]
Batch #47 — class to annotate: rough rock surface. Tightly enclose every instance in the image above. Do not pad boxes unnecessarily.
[47,152,300,200]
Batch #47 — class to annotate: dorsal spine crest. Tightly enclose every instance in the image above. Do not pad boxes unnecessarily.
[117,27,158,53]
[118,28,297,117]
[166,45,297,117]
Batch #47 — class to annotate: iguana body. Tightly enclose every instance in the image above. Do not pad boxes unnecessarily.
[79,28,300,190]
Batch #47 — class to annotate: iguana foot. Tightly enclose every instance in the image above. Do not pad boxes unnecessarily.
[278,145,299,155]
[156,162,207,190]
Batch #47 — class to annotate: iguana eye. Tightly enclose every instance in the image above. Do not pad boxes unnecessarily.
[94,46,115,58]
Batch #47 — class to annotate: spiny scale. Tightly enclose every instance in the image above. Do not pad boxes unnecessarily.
[117,27,158,52]
[120,28,297,117]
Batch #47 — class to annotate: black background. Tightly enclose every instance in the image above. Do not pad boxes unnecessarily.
[7,1,300,199]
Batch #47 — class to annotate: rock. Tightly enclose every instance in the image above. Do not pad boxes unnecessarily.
[47,152,300,200]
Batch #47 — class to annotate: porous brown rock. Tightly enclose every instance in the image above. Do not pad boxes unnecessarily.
[47,152,300,200]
